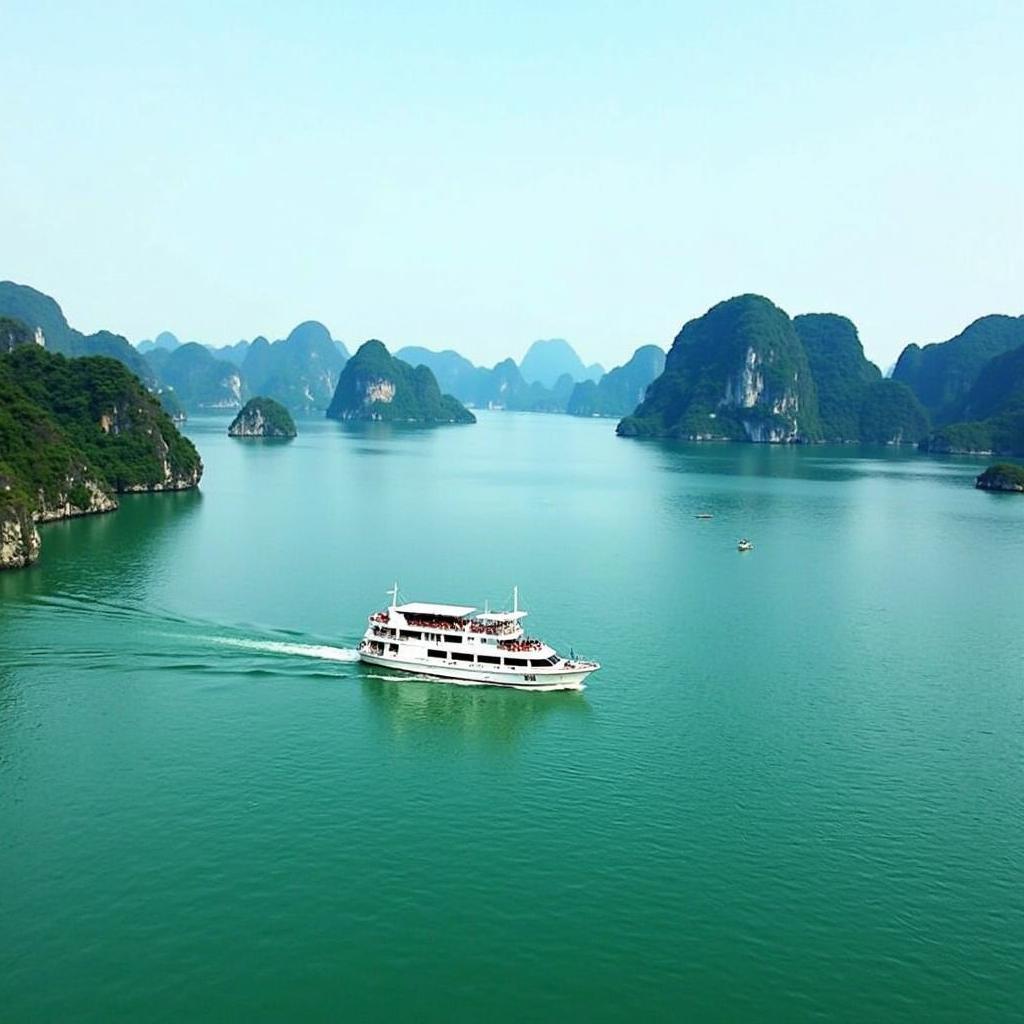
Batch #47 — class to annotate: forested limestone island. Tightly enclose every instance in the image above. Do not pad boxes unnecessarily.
[0,337,202,570]
[0,280,153,384]
[892,315,1024,421]
[616,295,944,444]
[228,397,297,438]
[914,333,1024,456]
[975,463,1024,492]
[566,345,666,417]
[325,340,476,424]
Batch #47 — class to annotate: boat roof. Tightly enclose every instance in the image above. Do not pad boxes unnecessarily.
[395,601,476,618]
[475,611,527,621]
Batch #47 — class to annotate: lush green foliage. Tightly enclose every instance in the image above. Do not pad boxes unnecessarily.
[619,295,822,441]
[920,407,1024,455]
[0,281,154,385]
[918,341,1024,454]
[892,315,1024,422]
[150,343,244,411]
[953,343,1024,421]
[0,347,202,518]
[567,345,665,417]
[858,380,931,443]
[228,397,297,437]
[976,462,1024,490]
[794,314,880,439]
[326,340,475,424]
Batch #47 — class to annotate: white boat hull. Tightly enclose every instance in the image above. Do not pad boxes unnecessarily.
[358,653,597,690]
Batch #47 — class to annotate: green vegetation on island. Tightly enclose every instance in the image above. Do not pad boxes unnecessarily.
[0,280,155,386]
[567,345,665,417]
[918,340,1024,455]
[618,295,822,442]
[975,463,1024,492]
[795,314,929,443]
[892,314,1024,422]
[145,342,245,411]
[228,397,298,438]
[325,340,475,424]
[0,343,202,569]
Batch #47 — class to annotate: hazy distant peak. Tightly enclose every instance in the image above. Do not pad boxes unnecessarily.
[519,338,591,387]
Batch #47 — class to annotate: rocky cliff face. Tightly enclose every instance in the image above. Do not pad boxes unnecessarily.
[0,504,41,569]
[0,346,203,571]
[618,295,820,442]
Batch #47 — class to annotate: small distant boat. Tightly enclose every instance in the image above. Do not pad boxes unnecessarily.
[695,513,714,520]
[737,539,753,552]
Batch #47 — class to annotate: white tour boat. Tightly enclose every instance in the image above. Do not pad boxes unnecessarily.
[357,585,599,689]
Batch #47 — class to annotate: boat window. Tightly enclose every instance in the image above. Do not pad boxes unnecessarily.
[504,657,528,667]
[529,659,550,668]
[427,649,446,659]
[478,655,500,665]
[388,643,399,653]
[444,634,462,644]
[452,651,474,662]
[399,630,421,640]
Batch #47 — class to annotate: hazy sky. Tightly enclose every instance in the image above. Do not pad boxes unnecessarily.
[4,1,1021,370]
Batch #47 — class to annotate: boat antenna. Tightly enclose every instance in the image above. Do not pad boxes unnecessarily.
[513,585,519,614]
[388,581,398,611]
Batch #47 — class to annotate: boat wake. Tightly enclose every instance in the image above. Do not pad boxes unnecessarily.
[206,637,361,662]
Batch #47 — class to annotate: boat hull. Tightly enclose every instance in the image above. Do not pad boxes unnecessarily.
[358,653,596,690]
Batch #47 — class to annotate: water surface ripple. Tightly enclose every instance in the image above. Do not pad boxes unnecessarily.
[1,413,1022,1022]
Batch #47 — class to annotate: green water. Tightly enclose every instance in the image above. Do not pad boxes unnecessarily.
[2,412,1022,1022]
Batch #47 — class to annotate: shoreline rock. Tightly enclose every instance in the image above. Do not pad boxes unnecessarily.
[975,463,1024,493]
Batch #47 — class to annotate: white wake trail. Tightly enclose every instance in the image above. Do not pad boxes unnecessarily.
[208,637,361,662]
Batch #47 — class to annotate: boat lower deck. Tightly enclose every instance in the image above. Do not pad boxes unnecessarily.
[358,652,595,690]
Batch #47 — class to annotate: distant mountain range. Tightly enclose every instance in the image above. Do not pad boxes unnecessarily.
[2,279,1021,451]
[519,338,603,388]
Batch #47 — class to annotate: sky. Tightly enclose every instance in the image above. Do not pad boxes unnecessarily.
[3,0,1022,370]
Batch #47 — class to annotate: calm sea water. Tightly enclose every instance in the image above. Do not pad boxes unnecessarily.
[1,412,1022,1022]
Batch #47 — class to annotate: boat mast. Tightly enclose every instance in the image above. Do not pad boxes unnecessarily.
[388,581,398,612]
[513,585,518,614]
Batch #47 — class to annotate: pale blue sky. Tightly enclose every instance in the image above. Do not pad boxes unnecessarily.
[3,1,1021,369]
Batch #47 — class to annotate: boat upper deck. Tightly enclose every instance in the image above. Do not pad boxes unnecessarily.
[370,600,528,637]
